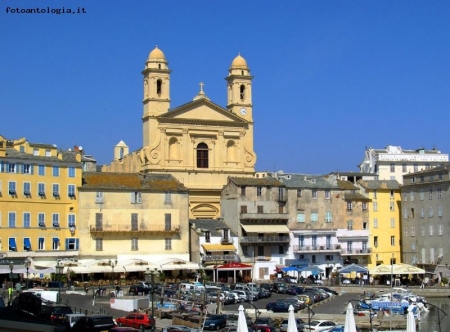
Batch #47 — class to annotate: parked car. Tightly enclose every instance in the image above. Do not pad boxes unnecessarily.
[273,282,287,293]
[129,284,150,295]
[259,283,273,292]
[163,325,198,332]
[226,313,253,327]
[116,313,155,329]
[266,301,298,313]
[317,287,338,296]
[286,286,304,295]
[252,325,277,332]
[61,313,85,329]
[303,320,335,331]
[71,314,116,331]
[253,317,274,327]
[279,318,305,332]
[40,304,73,325]
[204,314,227,330]
[327,324,362,332]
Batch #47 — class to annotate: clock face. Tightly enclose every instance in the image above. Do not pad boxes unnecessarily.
[240,108,247,115]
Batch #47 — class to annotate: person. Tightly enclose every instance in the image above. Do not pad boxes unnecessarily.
[15,282,22,295]
[8,285,14,305]
[115,285,121,296]
[420,280,425,289]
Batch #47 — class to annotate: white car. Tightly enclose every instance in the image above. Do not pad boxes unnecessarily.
[303,320,335,331]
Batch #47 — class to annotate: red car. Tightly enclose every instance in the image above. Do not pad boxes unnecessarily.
[116,313,155,330]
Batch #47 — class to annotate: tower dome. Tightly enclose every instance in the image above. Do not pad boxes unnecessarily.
[148,46,166,61]
[230,54,248,69]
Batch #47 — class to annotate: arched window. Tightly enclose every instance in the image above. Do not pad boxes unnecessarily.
[196,143,209,168]
[239,85,245,101]
[227,140,237,161]
[157,79,162,95]
[119,147,124,159]
[169,137,179,160]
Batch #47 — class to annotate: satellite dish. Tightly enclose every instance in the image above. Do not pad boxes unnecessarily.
[79,146,83,151]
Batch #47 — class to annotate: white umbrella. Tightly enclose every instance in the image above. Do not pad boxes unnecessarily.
[406,306,416,332]
[237,305,249,332]
[344,303,357,332]
[287,305,298,332]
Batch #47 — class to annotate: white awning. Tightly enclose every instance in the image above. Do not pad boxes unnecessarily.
[241,224,290,233]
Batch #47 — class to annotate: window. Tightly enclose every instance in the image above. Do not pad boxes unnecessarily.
[420,189,424,200]
[402,164,407,172]
[410,208,415,218]
[96,238,103,251]
[438,188,442,199]
[165,238,172,250]
[205,231,211,243]
[8,212,16,227]
[310,212,318,223]
[45,149,51,157]
[411,243,416,251]
[38,183,45,197]
[373,190,377,199]
[390,236,395,246]
[297,189,302,197]
[347,220,353,230]
[165,213,171,230]
[297,212,305,223]
[38,213,45,227]
[23,212,31,228]
[325,211,332,223]
[421,226,425,236]
[390,164,395,172]
[239,84,245,101]
[68,184,76,198]
[390,202,395,211]
[312,190,317,199]
[429,188,433,200]
[404,227,408,236]
[362,202,368,211]
[421,207,425,218]
[33,149,39,156]
[257,245,264,256]
[373,218,378,228]
[52,166,59,177]
[411,227,415,236]
[22,164,32,174]
[326,235,331,249]
[52,213,60,227]
[347,241,353,252]
[438,206,443,217]
[23,182,31,197]
[403,208,408,219]
[439,172,443,180]
[429,207,434,218]
[373,201,378,211]
[426,163,430,169]
[65,238,79,250]
[257,187,262,196]
[429,225,434,236]
[240,205,247,214]
[311,235,317,248]
[390,190,394,199]
[38,165,45,175]
[8,163,16,173]
[278,245,284,255]
[131,192,141,204]
[8,238,17,251]
[438,225,443,235]
[410,191,414,201]
[8,181,17,196]
[130,213,138,231]
[299,235,304,247]
[68,214,76,227]
[240,186,246,196]
[53,238,59,250]
[311,255,316,264]
[68,167,75,177]
[257,205,263,213]
[95,192,104,203]
[53,184,60,197]
[347,201,353,211]
[390,218,395,228]
[165,192,172,204]
[363,221,368,230]
[196,143,209,168]
[403,192,407,202]
[38,238,44,250]
[325,190,330,199]
[131,238,138,251]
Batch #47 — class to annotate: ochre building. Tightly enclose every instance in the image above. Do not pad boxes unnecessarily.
[103,47,257,218]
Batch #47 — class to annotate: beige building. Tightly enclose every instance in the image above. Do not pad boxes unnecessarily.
[76,172,198,277]
[103,47,257,219]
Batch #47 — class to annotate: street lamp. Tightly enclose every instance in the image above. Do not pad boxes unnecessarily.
[55,262,64,304]
[9,261,14,282]
[110,259,118,284]
[24,259,30,289]
[145,268,160,332]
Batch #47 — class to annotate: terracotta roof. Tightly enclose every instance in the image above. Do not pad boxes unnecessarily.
[81,172,187,191]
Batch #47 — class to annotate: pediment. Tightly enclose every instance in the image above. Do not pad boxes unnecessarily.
[159,98,247,124]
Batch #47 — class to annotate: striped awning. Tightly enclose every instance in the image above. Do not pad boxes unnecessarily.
[201,243,236,252]
[241,224,290,233]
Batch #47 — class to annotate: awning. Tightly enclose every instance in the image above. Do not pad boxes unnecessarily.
[241,224,290,233]
[216,262,252,270]
[24,238,31,250]
[202,243,236,252]
[9,238,16,250]
[160,262,200,271]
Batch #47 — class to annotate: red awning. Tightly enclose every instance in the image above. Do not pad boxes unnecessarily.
[216,262,252,270]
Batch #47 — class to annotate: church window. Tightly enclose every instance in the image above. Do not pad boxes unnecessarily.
[196,143,209,168]
[239,85,245,101]
[156,79,162,95]
[169,137,179,160]
[227,140,237,161]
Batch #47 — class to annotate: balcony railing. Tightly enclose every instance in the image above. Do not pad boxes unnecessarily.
[90,224,180,234]
[239,213,288,220]
[203,254,238,262]
[240,236,290,244]
[220,237,233,244]
[340,248,372,255]
[293,244,342,252]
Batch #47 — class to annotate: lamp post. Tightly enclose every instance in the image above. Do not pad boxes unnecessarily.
[110,259,117,285]
[24,260,30,289]
[55,262,64,304]
[145,267,160,332]
[9,261,14,282]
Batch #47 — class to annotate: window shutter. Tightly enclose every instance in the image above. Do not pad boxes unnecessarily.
[30,165,34,174]
[130,192,135,203]
[137,192,142,203]
[75,239,79,250]
[65,239,69,250]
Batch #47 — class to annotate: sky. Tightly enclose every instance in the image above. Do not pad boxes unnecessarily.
[1,1,450,174]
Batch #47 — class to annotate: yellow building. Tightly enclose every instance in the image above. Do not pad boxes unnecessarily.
[358,180,402,268]
[0,135,82,271]
[102,47,257,219]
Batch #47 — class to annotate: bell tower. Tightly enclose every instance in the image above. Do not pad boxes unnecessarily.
[226,54,253,121]
[142,46,171,147]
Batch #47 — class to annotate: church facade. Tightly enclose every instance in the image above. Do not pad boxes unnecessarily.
[102,47,257,218]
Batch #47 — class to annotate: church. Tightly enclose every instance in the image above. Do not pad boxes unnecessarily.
[103,46,257,218]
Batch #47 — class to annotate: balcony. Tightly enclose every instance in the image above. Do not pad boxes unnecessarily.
[220,237,233,244]
[340,248,372,255]
[239,213,288,221]
[240,236,290,245]
[293,244,342,253]
[203,254,238,262]
[90,224,180,234]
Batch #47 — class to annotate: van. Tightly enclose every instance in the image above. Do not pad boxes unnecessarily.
[22,288,59,303]
[180,283,205,292]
